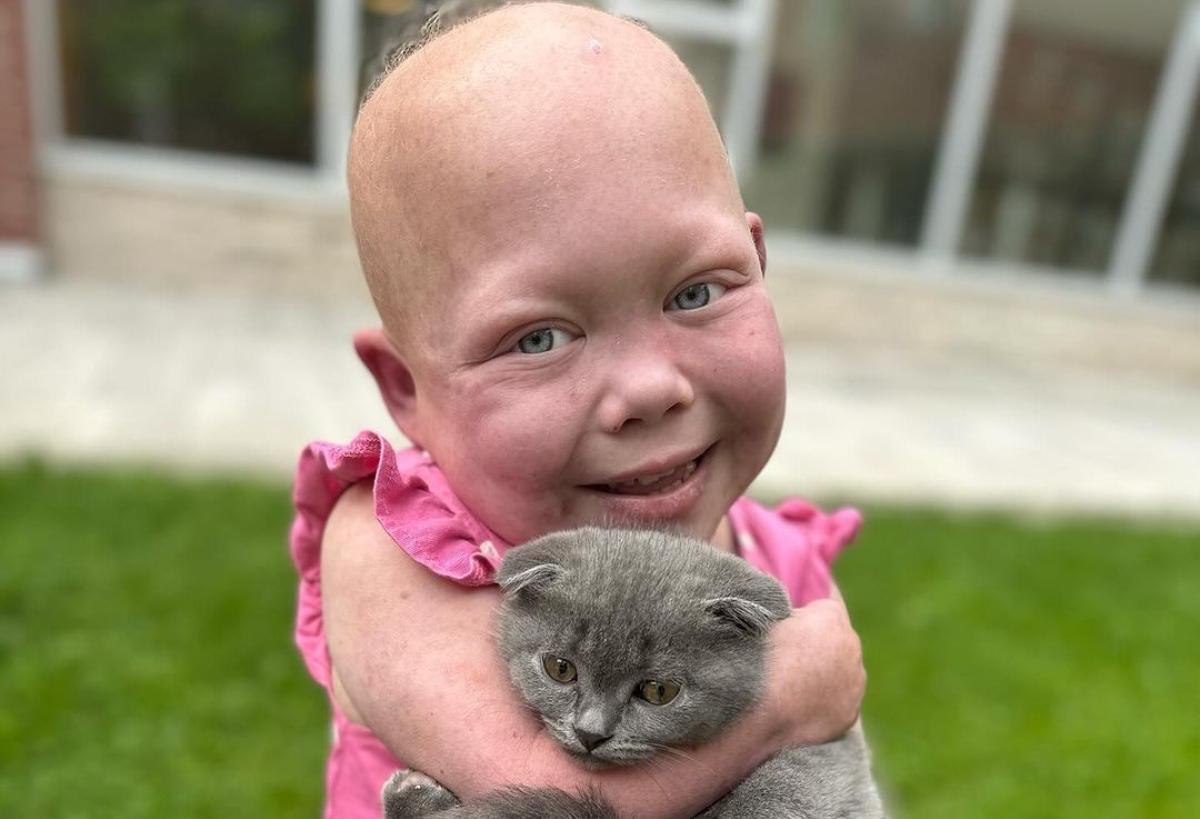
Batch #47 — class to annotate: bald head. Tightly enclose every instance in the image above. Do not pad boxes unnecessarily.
[349,1,739,350]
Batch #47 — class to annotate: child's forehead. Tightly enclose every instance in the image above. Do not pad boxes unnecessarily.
[356,4,720,176]
[350,2,740,344]
[380,68,733,245]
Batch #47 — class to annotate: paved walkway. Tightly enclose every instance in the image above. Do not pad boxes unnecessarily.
[3,276,1199,519]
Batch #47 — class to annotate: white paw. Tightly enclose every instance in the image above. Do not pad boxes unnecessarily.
[384,769,440,794]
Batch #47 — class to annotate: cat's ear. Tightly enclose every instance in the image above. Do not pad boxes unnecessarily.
[497,533,577,597]
[703,597,780,636]
[703,575,791,637]
[497,562,564,597]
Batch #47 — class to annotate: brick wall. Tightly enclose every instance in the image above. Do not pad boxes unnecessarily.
[0,0,38,244]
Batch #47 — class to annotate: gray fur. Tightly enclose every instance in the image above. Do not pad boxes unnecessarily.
[383,527,885,818]
[383,770,613,819]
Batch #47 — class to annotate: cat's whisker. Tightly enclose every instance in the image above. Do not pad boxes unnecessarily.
[518,725,539,774]
[648,742,696,762]
[647,742,720,778]
[461,698,522,721]
[643,766,671,801]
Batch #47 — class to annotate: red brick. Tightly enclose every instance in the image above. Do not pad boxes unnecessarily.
[0,0,39,243]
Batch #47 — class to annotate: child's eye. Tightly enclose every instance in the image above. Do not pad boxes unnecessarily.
[514,327,573,354]
[669,282,727,311]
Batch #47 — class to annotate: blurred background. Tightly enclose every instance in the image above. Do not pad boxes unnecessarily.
[1,1,1198,817]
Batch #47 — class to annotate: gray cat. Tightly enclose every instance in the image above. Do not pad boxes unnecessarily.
[383,527,885,818]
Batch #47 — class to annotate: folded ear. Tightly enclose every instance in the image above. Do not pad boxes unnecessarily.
[496,534,574,597]
[703,572,790,637]
[497,562,564,596]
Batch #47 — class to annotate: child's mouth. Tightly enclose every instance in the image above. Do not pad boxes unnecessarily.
[605,459,698,495]
[589,447,710,497]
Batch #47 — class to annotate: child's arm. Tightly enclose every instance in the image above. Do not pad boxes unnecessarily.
[322,483,863,818]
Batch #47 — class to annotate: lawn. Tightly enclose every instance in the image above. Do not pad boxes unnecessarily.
[1,460,1197,817]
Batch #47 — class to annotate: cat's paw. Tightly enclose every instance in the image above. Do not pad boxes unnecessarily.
[381,769,459,818]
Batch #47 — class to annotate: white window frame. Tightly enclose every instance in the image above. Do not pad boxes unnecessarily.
[605,0,777,177]
[26,0,360,204]
[1109,0,1200,294]
[920,0,1012,271]
[921,0,1200,294]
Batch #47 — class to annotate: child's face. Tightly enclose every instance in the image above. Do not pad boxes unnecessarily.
[401,156,783,546]
[354,4,787,545]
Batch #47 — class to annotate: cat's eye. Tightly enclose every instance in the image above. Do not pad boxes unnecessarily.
[637,679,680,705]
[542,655,577,683]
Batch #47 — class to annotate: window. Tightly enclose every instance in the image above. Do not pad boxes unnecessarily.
[359,0,607,98]
[360,0,426,98]
[740,0,970,246]
[962,0,1185,272]
[57,0,317,164]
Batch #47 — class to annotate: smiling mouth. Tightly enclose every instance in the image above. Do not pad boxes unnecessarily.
[589,447,711,496]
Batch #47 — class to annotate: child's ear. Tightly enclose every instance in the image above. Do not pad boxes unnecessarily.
[746,212,767,277]
[353,328,423,447]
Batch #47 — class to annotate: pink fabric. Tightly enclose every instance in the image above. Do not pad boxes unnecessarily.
[290,430,861,818]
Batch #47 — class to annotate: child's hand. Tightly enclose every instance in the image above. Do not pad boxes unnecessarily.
[760,597,866,748]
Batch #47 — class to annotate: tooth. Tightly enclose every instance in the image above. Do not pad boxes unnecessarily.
[602,458,701,493]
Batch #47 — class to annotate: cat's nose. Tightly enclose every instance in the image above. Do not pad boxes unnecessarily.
[574,728,611,752]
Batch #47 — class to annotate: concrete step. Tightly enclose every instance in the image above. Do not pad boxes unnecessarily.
[3,275,1198,519]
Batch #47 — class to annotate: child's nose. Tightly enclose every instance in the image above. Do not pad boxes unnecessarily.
[597,353,695,434]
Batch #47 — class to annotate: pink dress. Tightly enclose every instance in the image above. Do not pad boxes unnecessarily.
[290,430,862,819]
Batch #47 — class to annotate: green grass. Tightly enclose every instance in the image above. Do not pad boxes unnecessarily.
[1,461,1197,817]
[0,461,327,817]
[837,507,1200,819]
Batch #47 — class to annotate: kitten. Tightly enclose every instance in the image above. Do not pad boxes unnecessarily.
[383,527,885,818]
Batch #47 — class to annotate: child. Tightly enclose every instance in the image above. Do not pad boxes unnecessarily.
[290,3,866,817]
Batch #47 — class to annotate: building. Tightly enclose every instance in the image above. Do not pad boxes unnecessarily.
[3,0,1198,297]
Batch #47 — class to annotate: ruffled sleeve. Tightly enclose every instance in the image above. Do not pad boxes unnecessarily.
[728,496,862,606]
[289,430,510,687]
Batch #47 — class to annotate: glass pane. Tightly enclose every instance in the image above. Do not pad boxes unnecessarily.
[356,0,966,249]
[963,0,1184,272]
[57,0,316,164]
[741,0,969,246]
[360,0,425,96]
[360,1,606,97]
[1150,104,1200,286]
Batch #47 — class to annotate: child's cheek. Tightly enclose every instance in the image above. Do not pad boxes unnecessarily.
[432,386,581,544]
[697,297,787,417]
[465,386,579,486]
